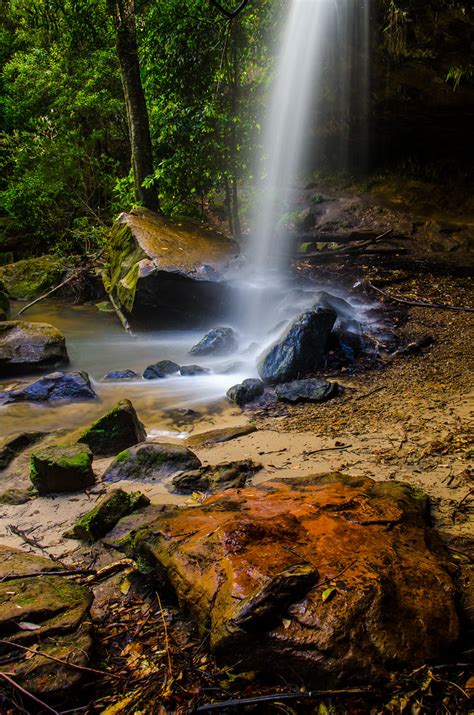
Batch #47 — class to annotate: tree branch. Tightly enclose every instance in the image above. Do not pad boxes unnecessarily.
[209,0,249,19]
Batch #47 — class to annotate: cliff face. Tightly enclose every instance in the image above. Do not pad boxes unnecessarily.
[371,0,474,168]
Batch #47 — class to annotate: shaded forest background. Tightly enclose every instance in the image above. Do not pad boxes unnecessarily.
[0,0,473,255]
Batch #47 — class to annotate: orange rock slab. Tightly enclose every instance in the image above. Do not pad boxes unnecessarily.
[130,473,459,684]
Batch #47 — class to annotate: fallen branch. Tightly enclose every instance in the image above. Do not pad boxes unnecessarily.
[0,671,60,715]
[108,291,135,335]
[367,282,474,313]
[17,270,84,316]
[194,686,377,712]
[86,558,136,583]
[303,444,352,456]
[303,229,394,261]
[0,568,95,583]
[355,386,386,401]
[7,525,68,568]
[0,640,123,681]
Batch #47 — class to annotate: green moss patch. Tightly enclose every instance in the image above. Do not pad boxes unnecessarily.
[66,488,150,542]
[77,399,146,457]
[30,443,94,494]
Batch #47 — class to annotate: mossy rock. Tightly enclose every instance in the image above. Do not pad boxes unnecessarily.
[0,320,69,375]
[77,398,146,456]
[0,255,70,300]
[104,442,201,484]
[0,431,44,469]
[30,444,94,494]
[66,488,150,542]
[0,545,93,697]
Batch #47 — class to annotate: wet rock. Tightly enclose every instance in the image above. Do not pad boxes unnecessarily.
[172,459,261,494]
[313,290,355,322]
[227,378,264,406]
[103,442,201,484]
[257,309,336,384]
[129,474,459,685]
[393,335,434,357]
[143,360,180,379]
[103,369,138,380]
[30,444,95,494]
[0,255,67,299]
[77,399,146,456]
[0,545,93,697]
[0,488,31,505]
[275,378,339,404]
[106,208,236,328]
[185,424,257,448]
[66,488,150,542]
[0,320,69,375]
[331,326,364,361]
[0,432,44,469]
[180,364,211,376]
[190,326,239,357]
[0,370,97,405]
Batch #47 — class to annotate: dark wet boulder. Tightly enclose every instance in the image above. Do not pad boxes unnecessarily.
[103,442,201,484]
[66,488,150,542]
[103,369,138,380]
[0,320,68,375]
[30,444,95,494]
[129,474,459,685]
[106,208,237,328]
[0,370,97,405]
[143,360,180,379]
[77,399,146,456]
[0,255,68,300]
[190,326,238,357]
[172,459,261,494]
[227,378,264,406]
[180,364,211,376]
[0,431,44,469]
[257,309,336,384]
[275,378,339,404]
[0,545,93,697]
[313,290,355,322]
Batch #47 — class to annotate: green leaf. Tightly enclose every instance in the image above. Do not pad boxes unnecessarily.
[322,587,337,603]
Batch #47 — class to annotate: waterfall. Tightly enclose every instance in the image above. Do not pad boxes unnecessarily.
[238,0,370,340]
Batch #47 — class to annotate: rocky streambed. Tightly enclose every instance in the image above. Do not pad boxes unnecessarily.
[0,203,472,712]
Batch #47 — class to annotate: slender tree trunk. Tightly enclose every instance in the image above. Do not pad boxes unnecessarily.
[229,18,241,238]
[110,0,159,212]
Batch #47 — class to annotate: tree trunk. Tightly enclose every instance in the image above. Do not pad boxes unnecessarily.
[111,0,159,212]
[228,18,241,238]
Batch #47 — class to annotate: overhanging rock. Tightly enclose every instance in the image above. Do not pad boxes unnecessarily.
[105,208,238,328]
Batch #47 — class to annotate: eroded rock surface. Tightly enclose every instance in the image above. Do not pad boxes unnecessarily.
[66,488,150,542]
[275,378,338,404]
[106,208,237,328]
[172,459,261,494]
[128,473,459,684]
[0,545,93,697]
[0,320,68,374]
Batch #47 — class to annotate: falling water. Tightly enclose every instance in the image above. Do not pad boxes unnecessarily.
[239,0,371,339]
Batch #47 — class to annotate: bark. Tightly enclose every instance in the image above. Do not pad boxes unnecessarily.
[111,0,159,212]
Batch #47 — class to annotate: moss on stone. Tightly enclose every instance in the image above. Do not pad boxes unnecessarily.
[30,444,94,494]
[77,398,146,456]
[66,488,150,542]
[0,255,72,300]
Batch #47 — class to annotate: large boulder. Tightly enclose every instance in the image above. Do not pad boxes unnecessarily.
[0,370,97,404]
[172,459,261,494]
[30,444,95,494]
[257,309,336,384]
[0,320,69,375]
[0,545,93,697]
[103,442,201,484]
[105,208,237,328]
[77,399,146,456]
[190,327,239,357]
[128,473,459,685]
[0,255,67,300]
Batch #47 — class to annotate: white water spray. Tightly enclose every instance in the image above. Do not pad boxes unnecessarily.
[239,0,371,339]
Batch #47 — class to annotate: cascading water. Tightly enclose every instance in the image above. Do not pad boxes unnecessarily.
[238,0,371,341]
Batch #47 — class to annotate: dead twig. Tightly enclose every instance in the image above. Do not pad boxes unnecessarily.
[86,558,136,584]
[0,639,123,682]
[156,592,173,678]
[303,444,352,456]
[0,569,95,583]
[367,282,474,313]
[6,525,68,568]
[17,270,84,316]
[355,386,386,401]
[194,686,377,712]
[451,489,474,523]
[108,291,135,335]
[0,671,60,715]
